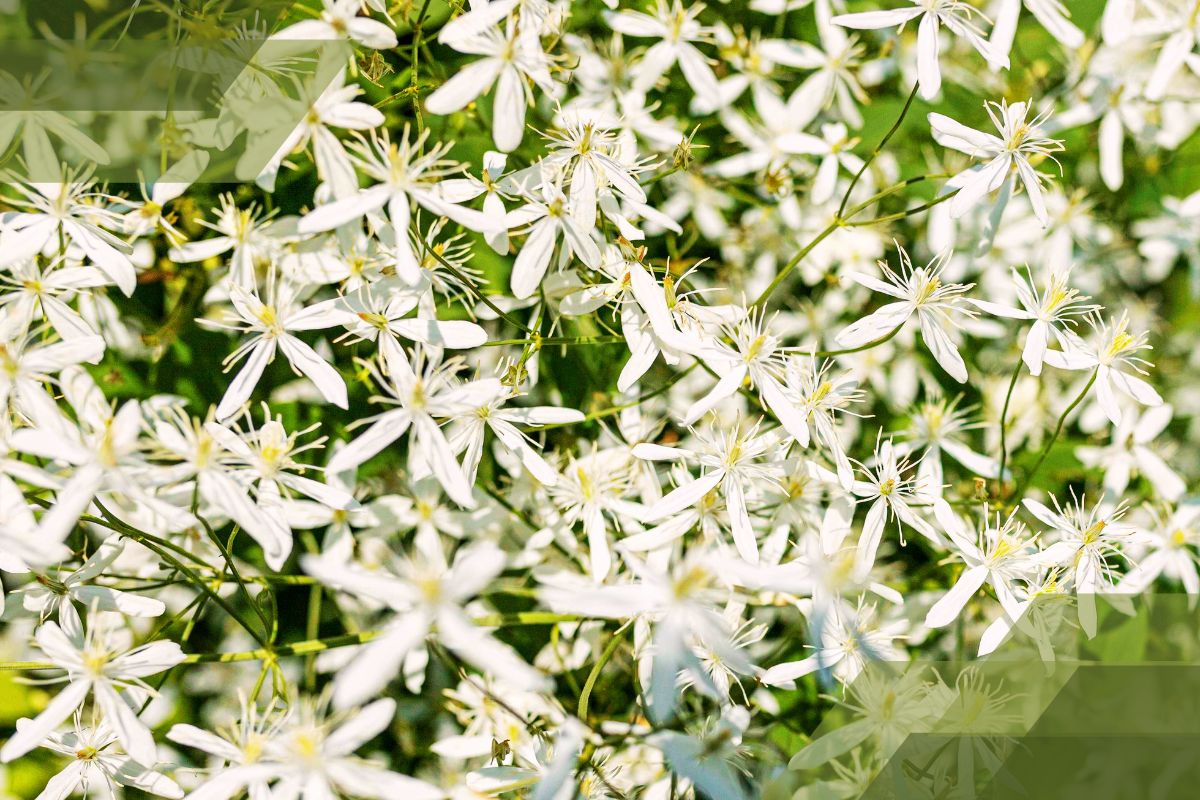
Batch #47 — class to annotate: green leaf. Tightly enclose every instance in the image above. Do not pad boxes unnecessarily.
[789,718,875,770]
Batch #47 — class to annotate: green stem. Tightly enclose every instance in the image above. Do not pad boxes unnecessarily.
[0,614,583,672]
[836,82,921,220]
[578,620,632,721]
[1013,367,1098,501]
[809,323,904,358]
[997,358,1024,492]
[483,335,625,348]
[843,189,959,226]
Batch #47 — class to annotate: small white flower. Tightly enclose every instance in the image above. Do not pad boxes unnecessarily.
[605,0,721,98]
[836,247,976,383]
[0,618,185,765]
[832,0,999,100]
[968,267,1098,376]
[23,717,182,800]
[1042,312,1162,427]
[304,542,551,708]
[203,275,354,420]
[930,99,1065,225]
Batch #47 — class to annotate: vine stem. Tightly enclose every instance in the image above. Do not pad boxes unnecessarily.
[578,620,633,721]
[836,82,921,221]
[997,358,1024,493]
[0,613,584,672]
[752,84,935,311]
[809,323,904,358]
[1012,367,1098,501]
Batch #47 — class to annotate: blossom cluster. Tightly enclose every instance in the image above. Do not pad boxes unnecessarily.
[1,0,1198,798]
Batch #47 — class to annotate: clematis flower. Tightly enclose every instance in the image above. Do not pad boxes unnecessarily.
[325,349,501,508]
[427,6,559,152]
[1042,312,1162,427]
[1025,494,1138,637]
[180,698,442,800]
[832,0,999,100]
[201,273,355,421]
[0,176,138,295]
[850,437,940,576]
[303,542,551,708]
[1076,405,1185,502]
[924,508,1040,628]
[504,178,602,299]
[929,99,1065,225]
[835,247,976,383]
[297,126,495,283]
[0,618,185,765]
[968,266,1097,376]
[10,367,194,546]
[21,717,182,800]
[988,0,1083,63]
[605,0,721,98]
[272,0,398,50]
[634,416,782,563]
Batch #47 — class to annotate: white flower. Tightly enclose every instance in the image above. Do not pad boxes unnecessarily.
[832,0,999,100]
[0,177,137,296]
[988,0,1083,64]
[835,247,976,383]
[22,717,182,800]
[252,69,385,197]
[924,508,1039,628]
[447,390,584,487]
[541,552,753,724]
[297,127,494,283]
[782,357,865,488]
[0,256,104,341]
[166,693,286,800]
[437,150,513,254]
[685,310,810,443]
[761,4,868,127]
[1076,405,1185,502]
[20,539,164,630]
[273,0,398,50]
[303,542,551,708]
[337,276,488,374]
[929,99,1064,225]
[1025,494,1138,637]
[0,619,185,765]
[559,246,693,391]
[11,367,193,545]
[634,417,782,563]
[427,8,559,152]
[203,274,355,420]
[504,178,602,299]
[167,194,282,289]
[896,395,1000,492]
[148,404,293,570]
[204,407,358,569]
[1117,504,1200,598]
[182,698,442,800]
[0,327,104,420]
[1042,312,1162,427]
[761,602,905,686]
[1142,5,1200,100]
[0,474,71,603]
[1133,190,1200,294]
[605,0,720,98]
[850,437,940,576]
[968,267,1097,376]
[326,350,499,507]
[542,114,651,233]
[546,447,646,581]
